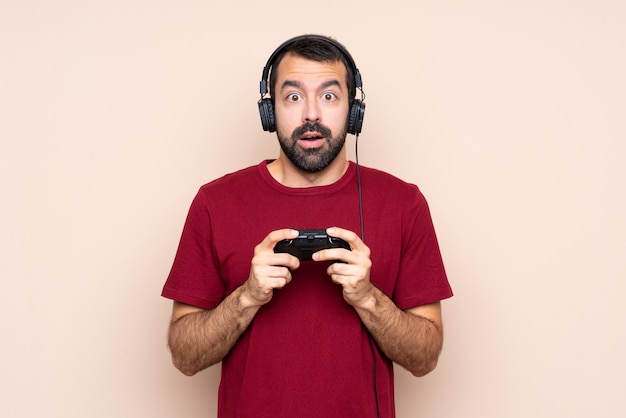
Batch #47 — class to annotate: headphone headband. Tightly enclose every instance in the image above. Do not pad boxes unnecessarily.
[259,35,362,97]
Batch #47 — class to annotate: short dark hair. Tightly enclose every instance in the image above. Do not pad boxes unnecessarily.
[268,36,356,101]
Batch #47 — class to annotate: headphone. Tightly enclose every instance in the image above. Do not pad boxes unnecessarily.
[258,35,365,135]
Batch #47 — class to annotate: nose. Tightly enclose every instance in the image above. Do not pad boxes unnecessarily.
[303,98,320,124]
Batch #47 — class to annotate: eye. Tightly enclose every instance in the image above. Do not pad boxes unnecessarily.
[287,93,301,102]
[322,92,337,102]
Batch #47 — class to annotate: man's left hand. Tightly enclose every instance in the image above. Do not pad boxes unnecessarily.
[312,227,374,308]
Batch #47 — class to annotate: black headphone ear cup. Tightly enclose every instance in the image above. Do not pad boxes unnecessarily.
[347,99,366,135]
[258,98,276,132]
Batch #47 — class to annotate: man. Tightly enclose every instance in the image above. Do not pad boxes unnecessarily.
[162,34,453,417]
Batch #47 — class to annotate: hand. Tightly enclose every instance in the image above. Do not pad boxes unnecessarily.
[312,227,374,308]
[242,229,301,307]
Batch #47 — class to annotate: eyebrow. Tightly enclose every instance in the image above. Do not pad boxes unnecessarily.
[280,79,343,92]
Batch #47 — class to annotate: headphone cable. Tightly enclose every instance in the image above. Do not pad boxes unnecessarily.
[355,133,381,418]
[355,132,365,242]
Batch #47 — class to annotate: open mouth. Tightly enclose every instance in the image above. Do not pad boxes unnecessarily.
[300,132,325,141]
[292,123,332,149]
[298,133,326,149]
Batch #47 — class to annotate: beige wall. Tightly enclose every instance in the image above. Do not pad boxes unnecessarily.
[2,1,625,417]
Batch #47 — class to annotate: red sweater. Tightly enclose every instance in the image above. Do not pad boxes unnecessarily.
[162,160,452,417]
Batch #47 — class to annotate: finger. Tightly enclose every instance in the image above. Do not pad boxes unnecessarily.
[326,227,366,252]
[313,247,353,264]
[261,265,294,280]
[327,259,369,280]
[249,265,293,293]
[253,250,300,271]
[258,228,299,252]
[327,269,362,291]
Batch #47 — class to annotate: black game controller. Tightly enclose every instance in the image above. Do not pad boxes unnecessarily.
[273,229,351,260]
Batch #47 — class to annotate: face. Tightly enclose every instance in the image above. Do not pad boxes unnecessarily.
[273,54,350,173]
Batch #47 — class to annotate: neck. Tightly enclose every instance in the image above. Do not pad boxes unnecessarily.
[267,151,349,188]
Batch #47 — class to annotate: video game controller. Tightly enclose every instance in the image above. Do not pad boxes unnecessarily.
[273,229,351,260]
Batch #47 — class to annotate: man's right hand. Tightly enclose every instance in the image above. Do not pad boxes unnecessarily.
[241,228,301,307]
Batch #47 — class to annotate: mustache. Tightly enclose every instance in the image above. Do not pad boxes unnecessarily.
[291,122,332,139]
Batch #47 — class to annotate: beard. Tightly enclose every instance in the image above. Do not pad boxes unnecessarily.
[277,121,347,173]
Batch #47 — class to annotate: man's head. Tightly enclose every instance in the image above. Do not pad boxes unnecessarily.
[260,35,364,173]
